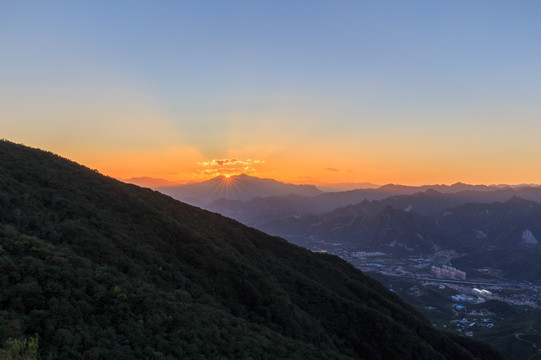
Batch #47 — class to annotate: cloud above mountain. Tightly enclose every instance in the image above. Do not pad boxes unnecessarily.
[197,158,265,176]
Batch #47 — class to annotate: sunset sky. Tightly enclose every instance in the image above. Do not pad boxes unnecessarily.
[2,1,541,186]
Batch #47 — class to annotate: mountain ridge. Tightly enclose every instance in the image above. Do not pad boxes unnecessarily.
[147,172,540,211]
[257,194,541,259]
[158,173,322,207]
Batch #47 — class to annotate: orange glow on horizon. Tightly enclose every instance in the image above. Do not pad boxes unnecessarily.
[49,143,541,188]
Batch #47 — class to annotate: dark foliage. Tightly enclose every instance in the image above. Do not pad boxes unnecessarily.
[0,140,503,359]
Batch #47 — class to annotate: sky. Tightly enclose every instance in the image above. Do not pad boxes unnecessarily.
[2,1,541,186]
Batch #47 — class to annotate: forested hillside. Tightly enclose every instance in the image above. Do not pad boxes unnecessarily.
[0,140,502,359]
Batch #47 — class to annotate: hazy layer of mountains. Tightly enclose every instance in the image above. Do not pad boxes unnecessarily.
[0,140,503,359]
[157,174,541,252]
[157,174,541,282]
[156,174,540,210]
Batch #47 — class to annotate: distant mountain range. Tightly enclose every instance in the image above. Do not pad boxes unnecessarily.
[123,176,179,188]
[1,140,504,359]
[155,174,541,281]
[155,174,541,217]
[257,196,541,252]
[203,183,541,238]
[157,173,322,207]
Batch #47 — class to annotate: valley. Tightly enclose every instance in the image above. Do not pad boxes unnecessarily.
[312,244,541,360]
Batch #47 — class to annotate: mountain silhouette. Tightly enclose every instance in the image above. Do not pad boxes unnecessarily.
[159,173,322,207]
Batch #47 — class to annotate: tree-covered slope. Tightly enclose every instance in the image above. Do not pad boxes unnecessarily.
[0,140,502,359]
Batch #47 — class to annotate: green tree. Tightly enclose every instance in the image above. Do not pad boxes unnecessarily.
[0,335,38,360]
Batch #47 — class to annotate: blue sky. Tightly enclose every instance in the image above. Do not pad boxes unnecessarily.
[2,1,540,184]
